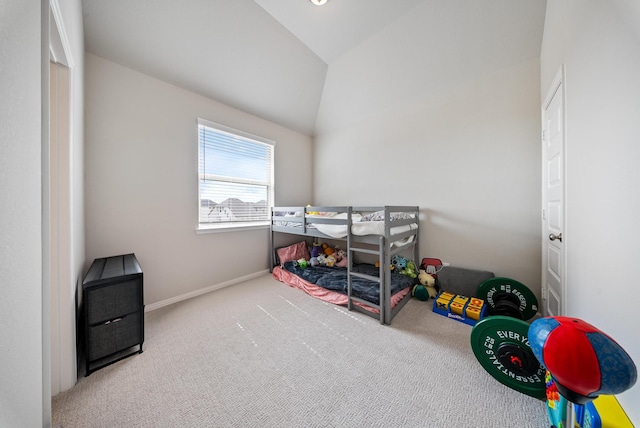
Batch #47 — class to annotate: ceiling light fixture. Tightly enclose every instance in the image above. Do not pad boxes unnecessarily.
[310,0,328,5]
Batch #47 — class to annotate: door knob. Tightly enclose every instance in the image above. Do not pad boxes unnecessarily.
[549,233,563,242]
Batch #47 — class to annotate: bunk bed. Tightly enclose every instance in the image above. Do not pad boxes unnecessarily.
[270,206,420,325]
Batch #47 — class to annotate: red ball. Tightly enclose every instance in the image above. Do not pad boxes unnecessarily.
[528,316,637,404]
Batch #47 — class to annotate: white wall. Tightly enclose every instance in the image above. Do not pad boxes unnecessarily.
[85,54,313,306]
[541,1,640,421]
[0,1,45,426]
[314,2,543,295]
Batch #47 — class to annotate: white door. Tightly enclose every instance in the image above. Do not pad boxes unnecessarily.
[542,67,566,317]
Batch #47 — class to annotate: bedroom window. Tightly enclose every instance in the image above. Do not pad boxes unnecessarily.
[197,118,275,230]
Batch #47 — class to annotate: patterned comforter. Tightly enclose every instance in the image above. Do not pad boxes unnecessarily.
[281,262,416,305]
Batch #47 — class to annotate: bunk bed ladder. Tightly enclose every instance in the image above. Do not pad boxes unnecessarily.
[347,207,386,324]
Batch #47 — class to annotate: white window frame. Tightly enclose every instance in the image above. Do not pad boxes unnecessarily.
[197,118,275,232]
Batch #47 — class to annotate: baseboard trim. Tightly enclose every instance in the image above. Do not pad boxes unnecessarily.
[144,269,270,312]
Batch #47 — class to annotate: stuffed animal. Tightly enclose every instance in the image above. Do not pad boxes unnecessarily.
[309,257,319,267]
[411,284,430,301]
[325,255,336,267]
[391,255,408,271]
[322,243,335,256]
[404,260,418,278]
[334,249,348,267]
[418,269,438,298]
[392,256,418,278]
[293,258,308,269]
[310,242,322,258]
[317,254,327,266]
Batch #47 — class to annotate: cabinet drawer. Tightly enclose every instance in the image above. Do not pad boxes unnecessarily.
[87,312,142,361]
[86,279,142,325]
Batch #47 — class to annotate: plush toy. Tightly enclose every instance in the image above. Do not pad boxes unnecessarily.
[325,255,336,267]
[411,284,430,301]
[404,260,418,278]
[392,256,418,278]
[317,254,327,266]
[310,242,322,258]
[391,255,408,271]
[309,257,319,267]
[418,269,438,298]
[334,249,348,267]
[322,243,335,256]
[293,258,308,268]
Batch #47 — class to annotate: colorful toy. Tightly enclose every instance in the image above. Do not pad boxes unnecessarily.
[529,317,637,428]
[545,370,567,427]
[316,254,326,266]
[310,242,322,258]
[434,292,487,326]
[334,249,348,267]
[293,258,308,268]
[403,259,417,278]
[421,257,443,277]
[309,257,319,267]
[325,255,336,267]
[528,317,637,404]
[411,285,430,301]
[391,255,407,271]
[541,373,633,428]
[417,269,437,298]
[390,256,417,278]
[322,243,335,256]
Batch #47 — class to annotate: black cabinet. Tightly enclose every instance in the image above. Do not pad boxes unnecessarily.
[82,253,144,376]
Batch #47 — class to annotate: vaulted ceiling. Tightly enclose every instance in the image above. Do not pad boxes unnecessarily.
[81,0,547,137]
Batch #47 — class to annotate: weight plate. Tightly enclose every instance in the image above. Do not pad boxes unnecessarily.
[493,299,524,320]
[470,316,546,400]
[478,277,539,321]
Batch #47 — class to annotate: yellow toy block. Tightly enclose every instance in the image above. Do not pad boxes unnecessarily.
[465,297,486,321]
[450,295,469,316]
[469,297,485,309]
[466,305,483,321]
[435,292,455,312]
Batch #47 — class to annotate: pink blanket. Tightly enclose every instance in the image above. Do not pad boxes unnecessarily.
[272,266,411,315]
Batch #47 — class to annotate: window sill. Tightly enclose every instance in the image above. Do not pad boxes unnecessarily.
[196,222,270,234]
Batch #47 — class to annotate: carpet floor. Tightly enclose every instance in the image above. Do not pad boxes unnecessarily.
[52,274,548,427]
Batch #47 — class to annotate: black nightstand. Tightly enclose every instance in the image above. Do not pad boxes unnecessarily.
[82,253,144,376]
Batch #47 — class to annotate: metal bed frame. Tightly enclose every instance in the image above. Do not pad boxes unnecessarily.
[270,206,419,324]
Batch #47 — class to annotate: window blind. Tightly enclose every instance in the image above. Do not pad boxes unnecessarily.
[197,118,274,227]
